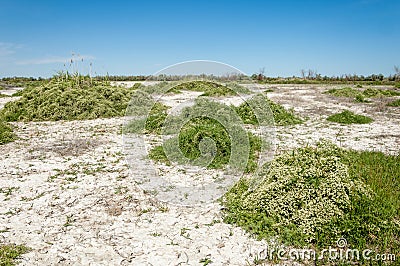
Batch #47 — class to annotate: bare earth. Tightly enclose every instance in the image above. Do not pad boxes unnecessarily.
[0,84,399,265]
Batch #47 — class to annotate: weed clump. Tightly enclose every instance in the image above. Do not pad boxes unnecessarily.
[325,87,400,102]
[0,121,15,145]
[0,78,137,121]
[124,102,170,134]
[327,110,373,124]
[387,99,400,107]
[149,117,261,172]
[172,81,250,96]
[235,94,303,126]
[363,88,400,97]
[0,244,30,266]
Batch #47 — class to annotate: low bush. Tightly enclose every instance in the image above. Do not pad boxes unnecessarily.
[222,142,399,254]
[327,110,373,124]
[0,78,137,121]
[235,94,303,126]
[387,99,400,107]
[172,81,250,96]
[354,94,369,103]
[363,88,400,97]
[325,87,361,98]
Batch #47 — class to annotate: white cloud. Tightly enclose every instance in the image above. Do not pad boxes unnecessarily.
[16,54,96,65]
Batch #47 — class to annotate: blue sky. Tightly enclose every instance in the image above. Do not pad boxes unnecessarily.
[0,0,399,78]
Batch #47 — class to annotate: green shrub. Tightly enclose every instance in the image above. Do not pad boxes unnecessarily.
[0,93,10,98]
[354,93,369,103]
[326,87,400,100]
[327,110,373,124]
[235,94,303,126]
[363,88,400,97]
[222,142,372,244]
[0,78,137,121]
[149,117,261,172]
[172,81,250,96]
[0,244,30,266]
[325,87,360,98]
[387,99,400,107]
[0,121,16,145]
[148,145,171,166]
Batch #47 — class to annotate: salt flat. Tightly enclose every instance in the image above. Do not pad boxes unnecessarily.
[0,84,399,265]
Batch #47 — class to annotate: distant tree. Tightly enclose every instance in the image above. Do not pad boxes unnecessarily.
[257,67,265,81]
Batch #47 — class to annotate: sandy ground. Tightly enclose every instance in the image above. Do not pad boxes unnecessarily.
[0,84,399,265]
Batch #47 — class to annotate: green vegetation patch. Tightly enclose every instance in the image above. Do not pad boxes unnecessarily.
[144,98,264,172]
[0,93,10,98]
[0,121,16,145]
[172,81,250,96]
[387,99,400,107]
[327,110,373,124]
[325,87,400,102]
[325,87,361,98]
[0,78,137,122]
[0,244,30,266]
[235,94,303,126]
[222,142,400,254]
[149,117,261,172]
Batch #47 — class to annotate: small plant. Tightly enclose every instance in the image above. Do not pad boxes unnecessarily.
[0,77,138,122]
[354,93,369,103]
[0,244,30,266]
[148,146,171,166]
[326,87,400,101]
[327,110,373,124]
[363,87,400,97]
[0,187,19,197]
[387,99,400,107]
[180,227,191,239]
[64,215,75,227]
[325,87,360,98]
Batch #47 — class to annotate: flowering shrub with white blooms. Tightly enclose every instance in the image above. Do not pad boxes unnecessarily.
[223,141,373,243]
